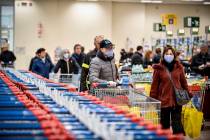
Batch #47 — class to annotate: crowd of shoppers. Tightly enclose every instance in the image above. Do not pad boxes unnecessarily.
[1,36,210,136]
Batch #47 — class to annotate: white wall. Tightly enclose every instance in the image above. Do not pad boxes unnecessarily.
[112,2,146,60]
[15,0,210,69]
[15,0,112,69]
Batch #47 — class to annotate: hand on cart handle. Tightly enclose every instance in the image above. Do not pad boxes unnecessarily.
[91,82,117,88]
[108,81,117,87]
[91,81,133,88]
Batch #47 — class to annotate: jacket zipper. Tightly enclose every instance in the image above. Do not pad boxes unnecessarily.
[67,61,70,73]
[110,61,114,81]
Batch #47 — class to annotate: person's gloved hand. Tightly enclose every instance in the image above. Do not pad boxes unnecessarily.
[9,61,12,64]
[108,81,117,87]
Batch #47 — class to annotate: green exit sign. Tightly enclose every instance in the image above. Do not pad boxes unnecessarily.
[205,26,210,34]
[153,23,166,32]
[184,17,200,28]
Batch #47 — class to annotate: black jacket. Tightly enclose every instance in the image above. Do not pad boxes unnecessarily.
[127,52,134,59]
[153,54,161,64]
[119,52,128,63]
[72,53,85,74]
[0,50,16,63]
[29,56,52,71]
[54,59,75,74]
[143,58,153,68]
[80,48,98,91]
[191,53,210,76]
[131,52,143,65]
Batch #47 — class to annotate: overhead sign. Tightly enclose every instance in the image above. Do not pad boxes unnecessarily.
[162,14,177,25]
[205,26,210,34]
[153,23,166,32]
[177,29,185,36]
[184,17,200,28]
[191,28,199,35]
[166,30,173,37]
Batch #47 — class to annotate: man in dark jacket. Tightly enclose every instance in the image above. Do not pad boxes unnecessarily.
[80,35,104,91]
[32,48,54,79]
[29,51,39,71]
[29,50,53,71]
[191,45,210,77]
[72,44,85,74]
[131,46,144,65]
[0,43,16,67]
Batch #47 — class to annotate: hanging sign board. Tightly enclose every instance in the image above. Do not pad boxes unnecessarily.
[153,23,166,32]
[178,29,185,36]
[205,26,210,34]
[162,14,177,25]
[184,17,200,28]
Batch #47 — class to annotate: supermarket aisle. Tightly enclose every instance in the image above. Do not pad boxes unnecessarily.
[200,128,210,140]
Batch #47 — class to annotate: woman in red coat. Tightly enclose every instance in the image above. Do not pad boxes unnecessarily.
[150,46,192,134]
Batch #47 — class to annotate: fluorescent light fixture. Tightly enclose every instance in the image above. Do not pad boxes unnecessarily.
[203,2,210,4]
[87,0,98,1]
[181,0,204,2]
[141,0,163,3]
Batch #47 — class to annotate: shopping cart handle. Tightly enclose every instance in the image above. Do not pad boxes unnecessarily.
[91,82,132,88]
[92,82,109,88]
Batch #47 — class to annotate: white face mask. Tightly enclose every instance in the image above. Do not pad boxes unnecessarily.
[164,55,174,63]
[64,53,70,59]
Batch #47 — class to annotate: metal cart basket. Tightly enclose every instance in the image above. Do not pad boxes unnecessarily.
[49,73,80,90]
[91,85,161,125]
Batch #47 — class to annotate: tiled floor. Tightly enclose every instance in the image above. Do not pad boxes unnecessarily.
[199,128,210,140]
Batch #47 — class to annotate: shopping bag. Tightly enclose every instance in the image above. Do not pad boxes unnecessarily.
[182,102,203,138]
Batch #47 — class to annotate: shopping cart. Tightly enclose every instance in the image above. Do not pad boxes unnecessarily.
[90,83,161,125]
[49,73,80,90]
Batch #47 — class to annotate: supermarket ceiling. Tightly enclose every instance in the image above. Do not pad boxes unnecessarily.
[16,0,210,4]
[92,0,210,4]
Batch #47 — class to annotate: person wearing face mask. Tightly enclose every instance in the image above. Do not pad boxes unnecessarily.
[80,35,104,91]
[191,45,210,77]
[143,50,153,68]
[89,39,117,86]
[54,49,75,75]
[150,46,192,135]
[31,48,54,79]
[131,46,144,66]
[71,44,85,74]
